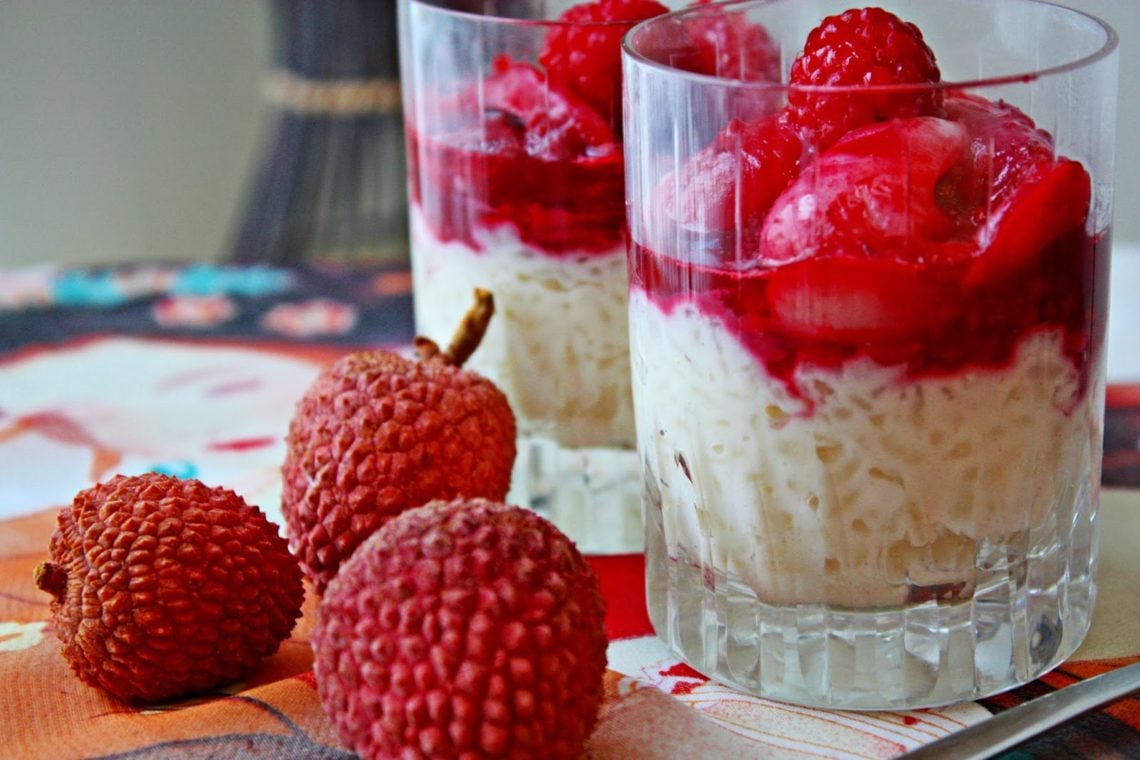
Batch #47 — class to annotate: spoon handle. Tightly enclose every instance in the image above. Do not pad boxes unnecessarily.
[904,661,1140,759]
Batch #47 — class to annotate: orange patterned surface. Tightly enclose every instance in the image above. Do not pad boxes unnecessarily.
[3,501,1137,759]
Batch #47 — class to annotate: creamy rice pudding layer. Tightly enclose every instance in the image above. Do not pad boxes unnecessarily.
[630,291,1100,607]
[412,208,635,449]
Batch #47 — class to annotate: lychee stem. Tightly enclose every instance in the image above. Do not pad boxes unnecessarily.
[414,288,495,368]
[33,561,68,601]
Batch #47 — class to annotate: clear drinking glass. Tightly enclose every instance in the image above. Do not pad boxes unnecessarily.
[623,0,1117,708]
[398,0,683,554]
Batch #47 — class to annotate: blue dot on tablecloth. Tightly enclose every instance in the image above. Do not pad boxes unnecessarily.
[171,264,293,298]
[147,461,198,479]
[52,271,127,307]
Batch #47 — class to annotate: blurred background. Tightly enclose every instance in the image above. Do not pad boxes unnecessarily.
[0,0,1136,267]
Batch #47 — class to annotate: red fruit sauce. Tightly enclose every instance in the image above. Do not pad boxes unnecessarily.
[407,124,627,255]
[630,222,1108,403]
[406,57,627,256]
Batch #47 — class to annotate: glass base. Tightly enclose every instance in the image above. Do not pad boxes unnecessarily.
[509,436,644,555]
[646,521,1098,710]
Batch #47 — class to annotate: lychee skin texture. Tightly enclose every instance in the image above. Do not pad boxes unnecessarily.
[313,499,608,760]
[36,473,304,704]
[281,350,517,594]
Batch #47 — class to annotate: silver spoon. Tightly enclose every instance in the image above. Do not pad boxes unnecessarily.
[903,661,1140,759]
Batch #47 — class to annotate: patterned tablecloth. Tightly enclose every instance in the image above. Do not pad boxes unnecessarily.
[0,260,1136,759]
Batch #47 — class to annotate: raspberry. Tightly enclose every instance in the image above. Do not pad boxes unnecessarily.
[760,116,972,266]
[940,92,1058,226]
[682,0,782,83]
[34,473,304,703]
[313,498,608,759]
[787,7,942,148]
[281,290,517,594]
[539,0,670,122]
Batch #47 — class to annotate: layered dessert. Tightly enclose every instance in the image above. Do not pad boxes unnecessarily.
[629,7,1107,608]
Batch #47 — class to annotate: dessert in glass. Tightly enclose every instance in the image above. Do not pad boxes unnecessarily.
[398,0,699,553]
[623,0,1117,708]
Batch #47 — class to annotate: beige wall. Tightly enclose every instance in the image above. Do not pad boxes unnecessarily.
[0,1,270,267]
[0,1,1135,267]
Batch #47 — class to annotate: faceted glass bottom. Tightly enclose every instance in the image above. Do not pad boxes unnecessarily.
[645,494,1098,709]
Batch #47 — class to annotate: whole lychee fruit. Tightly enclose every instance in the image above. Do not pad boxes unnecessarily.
[33,472,304,704]
[312,498,608,760]
[281,289,517,594]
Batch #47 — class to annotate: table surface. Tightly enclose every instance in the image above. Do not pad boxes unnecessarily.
[0,249,1137,759]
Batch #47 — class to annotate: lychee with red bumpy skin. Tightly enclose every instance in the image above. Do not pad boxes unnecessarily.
[281,289,517,594]
[313,498,608,760]
[33,472,304,704]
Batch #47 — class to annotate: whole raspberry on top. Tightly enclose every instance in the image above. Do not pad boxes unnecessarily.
[34,473,304,704]
[281,289,517,594]
[313,498,608,760]
[683,0,782,84]
[539,0,670,122]
[787,6,942,148]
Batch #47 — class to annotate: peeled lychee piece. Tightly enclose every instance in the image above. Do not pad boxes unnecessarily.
[281,289,517,594]
[764,254,956,343]
[759,116,973,266]
[313,498,608,760]
[34,472,304,704]
[475,57,617,161]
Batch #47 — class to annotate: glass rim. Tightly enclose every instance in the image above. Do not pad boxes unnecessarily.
[622,0,1120,94]
[403,0,655,29]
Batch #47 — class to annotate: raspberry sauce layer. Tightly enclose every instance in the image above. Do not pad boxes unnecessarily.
[406,58,627,256]
[629,225,1108,403]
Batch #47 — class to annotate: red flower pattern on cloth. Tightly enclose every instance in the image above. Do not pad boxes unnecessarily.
[153,294,237,328]
[260,298,358,338]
